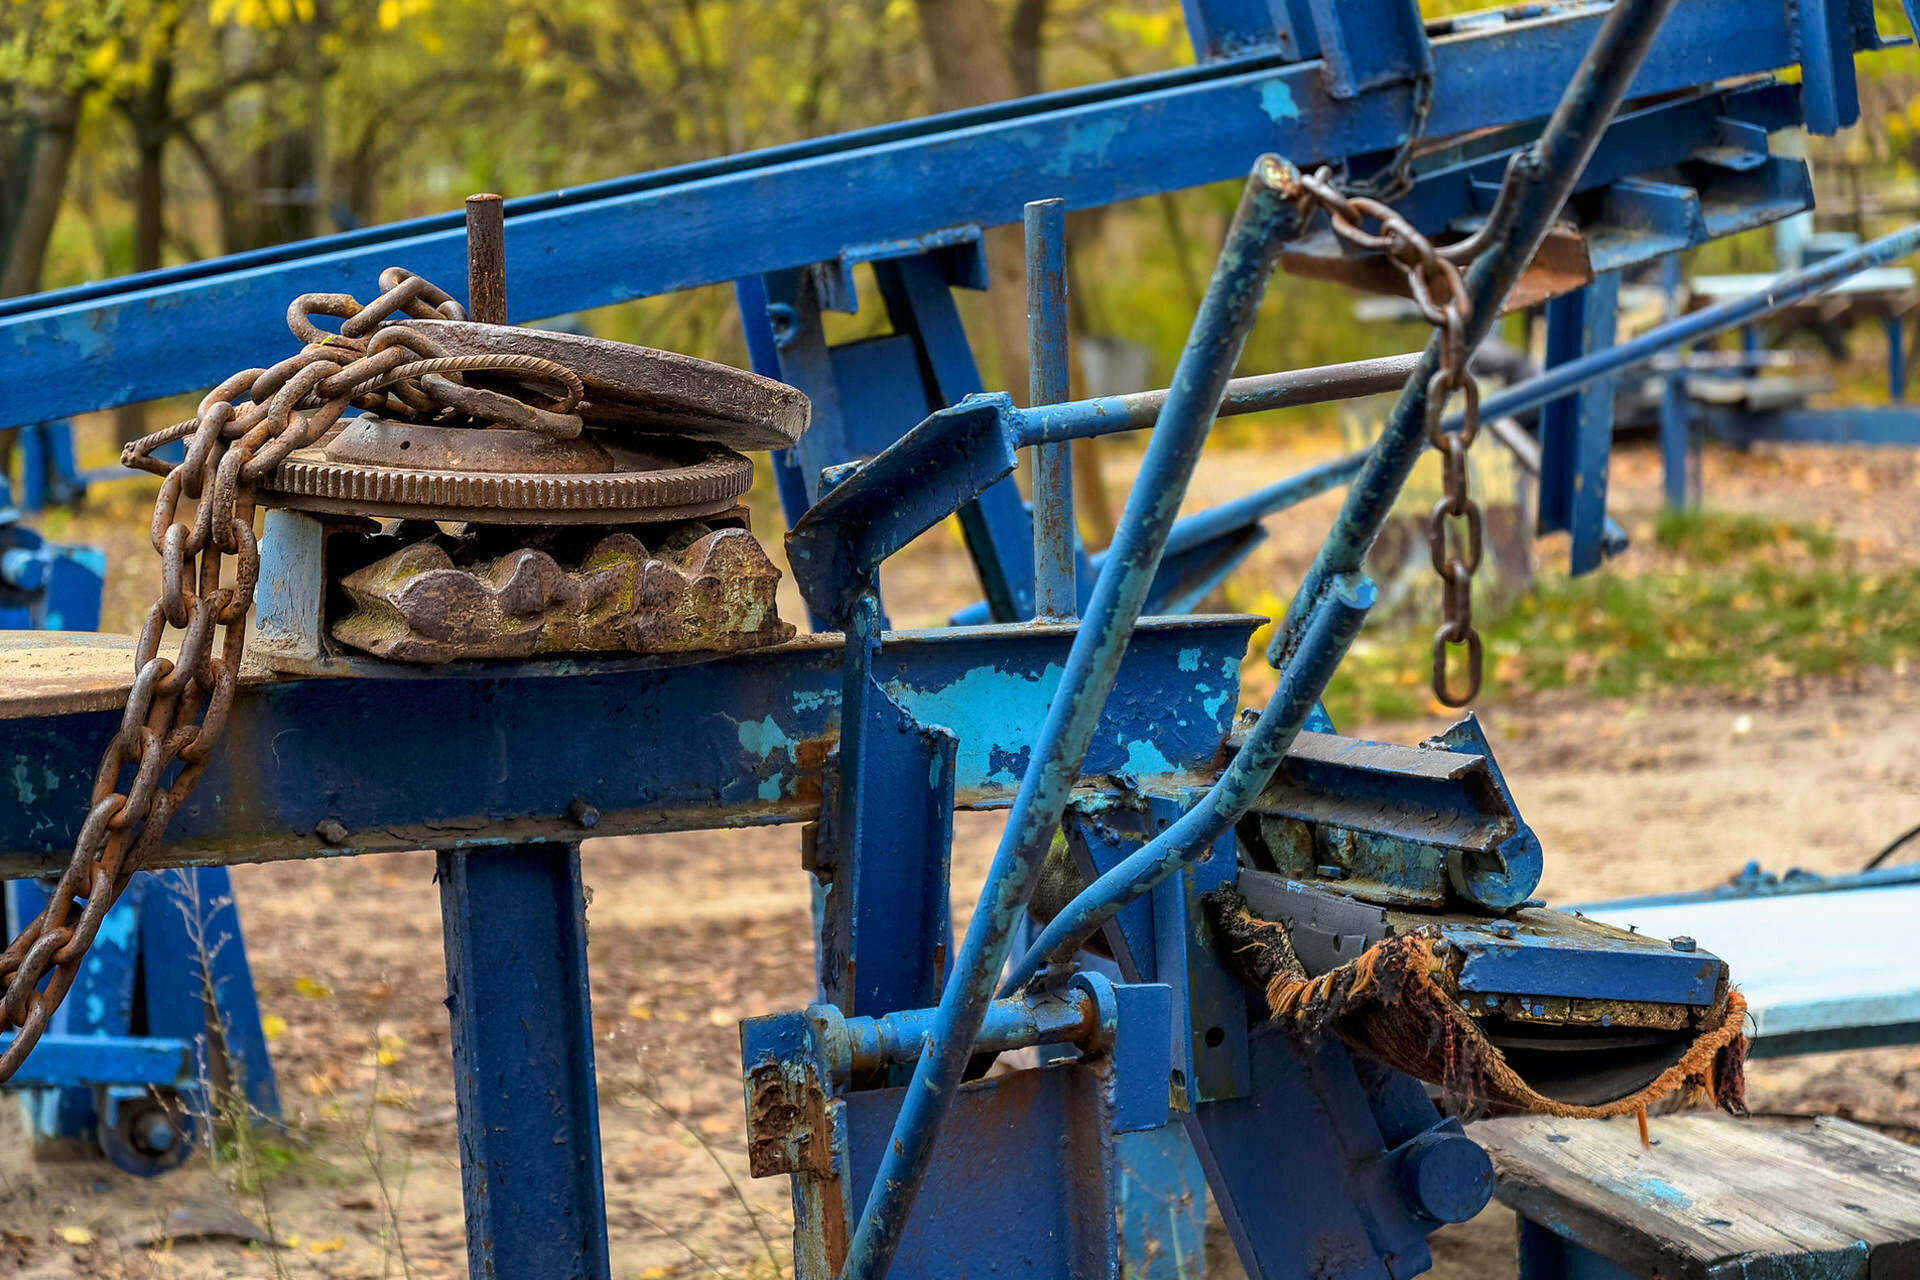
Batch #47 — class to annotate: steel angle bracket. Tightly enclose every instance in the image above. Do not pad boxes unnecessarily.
[784,394,1021,627]
[816,671,958,1025]
[1236,715,1544,913]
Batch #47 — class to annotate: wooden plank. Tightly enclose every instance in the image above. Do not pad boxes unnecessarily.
[1475,1114,1920,1280]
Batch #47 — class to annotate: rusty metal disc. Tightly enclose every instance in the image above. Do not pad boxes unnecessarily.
[405,319,808,450]
[257,416,754,525]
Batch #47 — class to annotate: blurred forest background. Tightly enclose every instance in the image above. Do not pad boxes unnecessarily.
[7,0,1920,410]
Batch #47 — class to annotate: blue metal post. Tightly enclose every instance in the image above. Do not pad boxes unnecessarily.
[1273,0,1684,667]
[1888,315,1907,403]
[1538,271,1622,574]
[439,843,611,1280]
[841,157,1307,1280]
[1027,199,1076,620]
[1658,254,1692,509]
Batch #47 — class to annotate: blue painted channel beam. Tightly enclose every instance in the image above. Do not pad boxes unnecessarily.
[0,617,1255,875]
[0,0,1879,430]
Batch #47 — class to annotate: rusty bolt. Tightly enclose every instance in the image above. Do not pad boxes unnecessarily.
[315,818,349,845]
[1670,935,1697,953]
[567,797,601,829]
[1314,865,1346,880]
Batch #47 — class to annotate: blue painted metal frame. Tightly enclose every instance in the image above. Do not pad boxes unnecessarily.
[0,618,1257,875]
[0,0,1887,432]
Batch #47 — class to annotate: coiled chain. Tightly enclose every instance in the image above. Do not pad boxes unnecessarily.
[1293,166,1486,707]
[0,269,586,1081]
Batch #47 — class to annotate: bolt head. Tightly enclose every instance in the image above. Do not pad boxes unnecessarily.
[1670,935,1697,953]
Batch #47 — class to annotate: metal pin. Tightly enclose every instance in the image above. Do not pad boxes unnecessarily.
[466,193,508,326]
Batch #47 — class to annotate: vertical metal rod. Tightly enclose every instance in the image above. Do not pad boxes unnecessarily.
[1001,571,1375,992]
[1271,0,1682,667]
[1888,315,1907,403]
[1658,253,1691,509]
[440,843,611,1280]
[1027,198,1076,619]
[466,193,508,326]
[840,156,1307,1280]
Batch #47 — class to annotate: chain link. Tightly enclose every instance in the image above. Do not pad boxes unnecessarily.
[0,269,586,1082]
[1292,167,1486,707]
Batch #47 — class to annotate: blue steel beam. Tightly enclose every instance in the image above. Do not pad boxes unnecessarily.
[0,617,1254,875]
[0,1,1852,430]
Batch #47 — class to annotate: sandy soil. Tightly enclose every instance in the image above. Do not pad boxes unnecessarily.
[3,436,1918,1279]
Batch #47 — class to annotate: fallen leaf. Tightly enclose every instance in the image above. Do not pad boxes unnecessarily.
[57,1227,93,1246]
[294,977,333,1000]
[261,1014,288,1040]
[308,1238,345,1254]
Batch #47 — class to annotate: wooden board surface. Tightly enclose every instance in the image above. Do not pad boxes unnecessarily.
[1475,1113,1920,1279]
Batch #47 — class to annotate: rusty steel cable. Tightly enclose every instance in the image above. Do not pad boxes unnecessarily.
[1293,166,1488,706]
[0,272,588,1082]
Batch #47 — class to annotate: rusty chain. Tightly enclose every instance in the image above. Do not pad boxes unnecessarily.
[0,269,588,1082]
[1293,166,1486,707]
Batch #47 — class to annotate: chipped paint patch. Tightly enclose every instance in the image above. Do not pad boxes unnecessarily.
[886,662,1065,788]
[1177,648,1201,672]
[1260,81,1301,123]
[737,715,798,758]
[1123,740,1177,779]
[758,775,786,802]
[13,759,37,806]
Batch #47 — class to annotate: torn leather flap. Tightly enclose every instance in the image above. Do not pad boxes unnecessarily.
[1208,889,1749,1120]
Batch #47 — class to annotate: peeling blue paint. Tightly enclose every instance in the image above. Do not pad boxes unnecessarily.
[888,662,1065,788]
[13,760,37,806]
[737,715,798,758]
[1177,648,1201,672]
[1260,81,1301,124]
[758,775,786,802]
[1123,740,1177,779]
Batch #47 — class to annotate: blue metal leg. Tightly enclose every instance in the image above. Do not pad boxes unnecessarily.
[4,875,145,1147]
[739,244,1039,624]
[1887,315,1906,403]
[1517,1216,1641,1280]
[140,867,280,1122]
[439,843,611,1280]
[1539,271,1622,572]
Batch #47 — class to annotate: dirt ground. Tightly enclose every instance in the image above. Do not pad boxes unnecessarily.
[4,434,1920,1279]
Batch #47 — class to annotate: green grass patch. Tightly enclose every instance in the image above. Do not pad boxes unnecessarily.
[1319,561,1920,723]
[1653,508,1836,565]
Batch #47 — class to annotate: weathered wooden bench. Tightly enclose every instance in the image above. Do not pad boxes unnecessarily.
[1474,1113,1920,1279]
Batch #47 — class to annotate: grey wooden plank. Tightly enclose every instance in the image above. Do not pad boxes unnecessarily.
[1476,1115,1920,1280]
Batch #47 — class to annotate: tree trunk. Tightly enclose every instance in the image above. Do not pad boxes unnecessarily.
[117,57,176,444]
[912,0,1032,401]
[0,93,83,298]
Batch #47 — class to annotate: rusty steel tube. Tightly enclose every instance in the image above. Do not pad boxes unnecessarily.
[465,193,508,326]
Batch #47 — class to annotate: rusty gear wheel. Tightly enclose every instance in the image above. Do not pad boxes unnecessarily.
[257,417,754,524]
